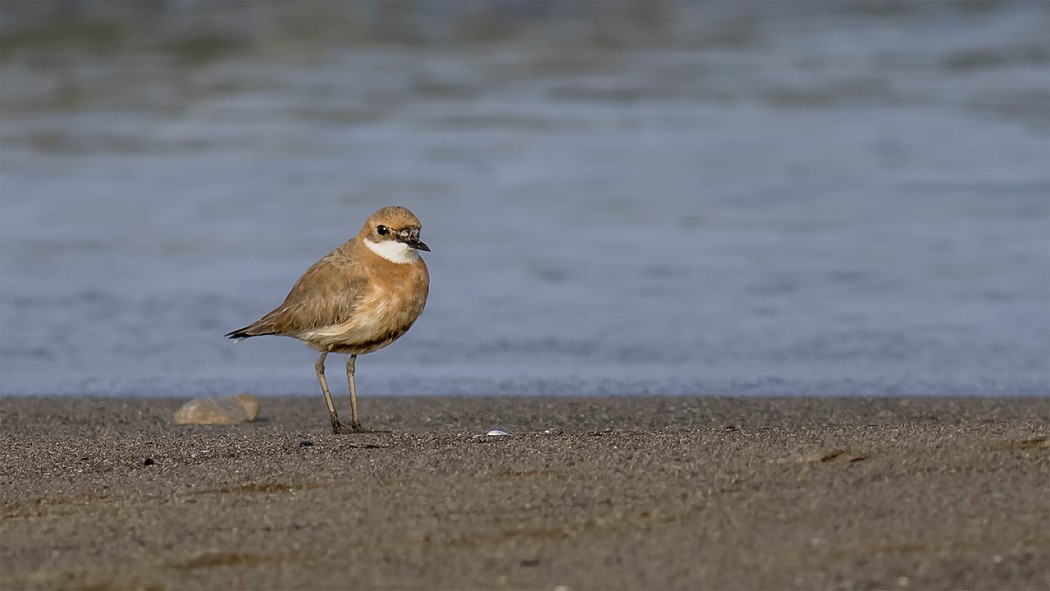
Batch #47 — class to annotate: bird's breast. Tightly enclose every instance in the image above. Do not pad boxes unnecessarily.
[322,262,428,354]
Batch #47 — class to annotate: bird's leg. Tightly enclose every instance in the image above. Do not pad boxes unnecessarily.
[315,351,343,434]
[346,354,362,431]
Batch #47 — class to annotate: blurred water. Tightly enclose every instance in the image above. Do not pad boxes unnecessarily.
[1,3,1048,396]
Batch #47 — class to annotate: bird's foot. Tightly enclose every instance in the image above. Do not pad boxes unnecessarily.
[353,428,392,434]
[331,421,389,434]
[329,415,349,435]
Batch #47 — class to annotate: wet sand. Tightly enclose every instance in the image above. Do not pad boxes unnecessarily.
[1,396,1047,590]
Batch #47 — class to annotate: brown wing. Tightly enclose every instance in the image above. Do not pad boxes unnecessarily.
[226,244,369,339]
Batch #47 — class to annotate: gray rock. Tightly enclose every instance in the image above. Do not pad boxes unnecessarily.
[174,394,260,425]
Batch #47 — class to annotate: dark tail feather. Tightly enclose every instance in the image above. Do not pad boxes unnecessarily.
[225,324,271,340]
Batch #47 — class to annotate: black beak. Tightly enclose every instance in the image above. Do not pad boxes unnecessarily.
[403,237,430,252]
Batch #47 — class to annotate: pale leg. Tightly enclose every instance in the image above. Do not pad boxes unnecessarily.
[346,354,362,431]
[315,351,343,434]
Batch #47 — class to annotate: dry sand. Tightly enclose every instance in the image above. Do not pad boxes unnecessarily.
[1,396,1047,590]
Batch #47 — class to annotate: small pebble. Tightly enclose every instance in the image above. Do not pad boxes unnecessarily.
[486,429,508,436]
[174,394,260,425]
[299,440,314,448]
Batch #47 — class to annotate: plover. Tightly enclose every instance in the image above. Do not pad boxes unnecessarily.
[226,206,430,434]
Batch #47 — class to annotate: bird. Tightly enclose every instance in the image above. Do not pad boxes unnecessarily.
[226,206,430,434]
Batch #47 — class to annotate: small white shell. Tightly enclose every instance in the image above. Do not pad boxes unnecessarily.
[486,429,508,436]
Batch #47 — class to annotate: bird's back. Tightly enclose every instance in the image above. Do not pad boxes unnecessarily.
[226,239,367,340]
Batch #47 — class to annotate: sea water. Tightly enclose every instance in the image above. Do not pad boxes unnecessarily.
[1,3,1047,396]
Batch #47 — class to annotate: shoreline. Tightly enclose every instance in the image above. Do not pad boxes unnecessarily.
[2,395,1047,590]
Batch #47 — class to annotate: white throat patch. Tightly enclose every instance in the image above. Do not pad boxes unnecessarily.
[364,238,419,264]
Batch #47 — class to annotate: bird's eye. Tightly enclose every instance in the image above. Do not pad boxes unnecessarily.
[376,225,388,235]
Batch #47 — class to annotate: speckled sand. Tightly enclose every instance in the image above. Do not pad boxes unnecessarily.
[1,396,1047,590]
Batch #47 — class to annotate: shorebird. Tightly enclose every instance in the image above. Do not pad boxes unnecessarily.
[226,206,430,434]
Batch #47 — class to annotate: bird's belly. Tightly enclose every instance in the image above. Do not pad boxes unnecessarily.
[297,287,426,355]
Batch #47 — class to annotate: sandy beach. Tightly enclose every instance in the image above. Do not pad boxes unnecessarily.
[1,395,1047,590]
